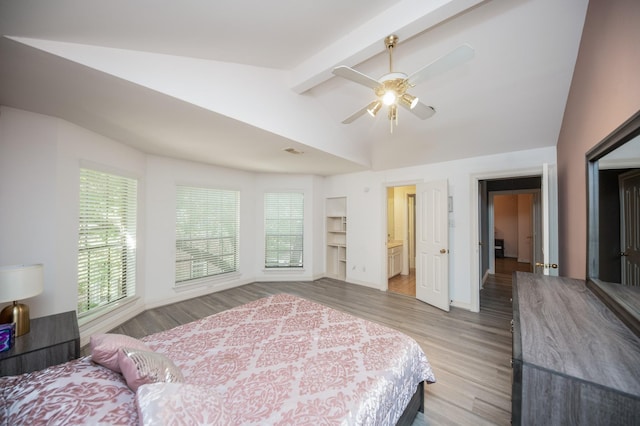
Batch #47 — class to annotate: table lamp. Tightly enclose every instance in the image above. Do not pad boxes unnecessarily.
[0,264,44,336]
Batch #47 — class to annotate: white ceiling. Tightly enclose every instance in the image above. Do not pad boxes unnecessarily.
[0,0,589,176]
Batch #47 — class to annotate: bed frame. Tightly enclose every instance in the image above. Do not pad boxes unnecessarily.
[397,381,425,426]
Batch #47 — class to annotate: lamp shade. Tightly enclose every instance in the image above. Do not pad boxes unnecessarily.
[0,264,44,303]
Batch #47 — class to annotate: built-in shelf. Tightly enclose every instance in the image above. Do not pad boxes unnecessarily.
[326,197,347,280]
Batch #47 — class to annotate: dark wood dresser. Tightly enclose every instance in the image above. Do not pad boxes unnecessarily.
[512,272,640,425]
[0,310,80,376]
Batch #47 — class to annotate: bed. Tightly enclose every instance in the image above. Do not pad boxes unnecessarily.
[0,294,435,425]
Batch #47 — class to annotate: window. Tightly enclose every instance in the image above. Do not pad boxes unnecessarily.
[264,192,303,268]
[77,168,137,317]
[175,186,239,284]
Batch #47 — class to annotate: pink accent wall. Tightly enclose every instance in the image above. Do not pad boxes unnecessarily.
[557,0,640,279]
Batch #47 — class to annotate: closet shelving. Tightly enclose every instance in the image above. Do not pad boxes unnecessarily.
[326,197,347,280]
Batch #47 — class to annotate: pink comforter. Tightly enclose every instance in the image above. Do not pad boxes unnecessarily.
[1,294,435,425]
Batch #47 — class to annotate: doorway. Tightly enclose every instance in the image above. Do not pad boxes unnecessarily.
[479,176,542,309]
[490,191,535,274]
[387,185,416,297]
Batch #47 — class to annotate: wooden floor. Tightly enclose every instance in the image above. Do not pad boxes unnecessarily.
[494,257,532,274]
[388,258,529,298]
[389,268,416,296]
[106,262,518,425]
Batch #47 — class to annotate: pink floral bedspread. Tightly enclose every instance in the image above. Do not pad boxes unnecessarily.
[0,294,435,425]
[0,356,137,424]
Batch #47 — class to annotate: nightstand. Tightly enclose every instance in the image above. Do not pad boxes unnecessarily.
[0,310,80,376]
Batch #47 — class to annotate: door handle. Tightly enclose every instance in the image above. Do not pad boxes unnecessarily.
[535,262,558,269]
[440,248,448,254]
[620,252,629,257]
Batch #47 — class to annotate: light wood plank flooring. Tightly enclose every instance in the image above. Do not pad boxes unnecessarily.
[389,268,416,297]
[105,270,515,425]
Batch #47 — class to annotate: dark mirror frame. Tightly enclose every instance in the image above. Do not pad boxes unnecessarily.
[586,109,640,338]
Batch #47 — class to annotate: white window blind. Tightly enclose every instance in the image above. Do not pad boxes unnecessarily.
[77,168,137,317]
[264,192,303,268]
[176,186,239,284]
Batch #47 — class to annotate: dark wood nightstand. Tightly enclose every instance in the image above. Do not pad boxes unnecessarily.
[0,310,80,376]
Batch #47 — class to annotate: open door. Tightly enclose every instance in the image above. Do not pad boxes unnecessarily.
[416,180,449,311]
[538,163,559,275]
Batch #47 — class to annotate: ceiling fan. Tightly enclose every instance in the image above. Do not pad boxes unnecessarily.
[332,35,474,132]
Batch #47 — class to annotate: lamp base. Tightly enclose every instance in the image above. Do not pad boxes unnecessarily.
[0,301,31,336]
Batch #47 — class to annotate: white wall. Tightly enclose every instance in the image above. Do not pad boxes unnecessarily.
[0,106,147,340]
[1,105,557,340]
[144,156,257,308]
[145,162,326,306]
[1,108,59,315]
[0,107,326,345]
[325,147,556,308]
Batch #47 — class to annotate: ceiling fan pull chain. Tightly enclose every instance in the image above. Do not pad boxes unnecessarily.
[388,104,398,133]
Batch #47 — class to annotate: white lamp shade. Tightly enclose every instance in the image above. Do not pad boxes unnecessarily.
[0,264,44,303]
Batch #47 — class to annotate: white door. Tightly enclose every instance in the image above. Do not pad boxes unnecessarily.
[416,180,449,311]
[540,163,560,276]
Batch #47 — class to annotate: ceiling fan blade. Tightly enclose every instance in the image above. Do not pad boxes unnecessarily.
[400,100,436,120]
[341,104,371,124]
[407,44,475,87]
[332,66,380,89]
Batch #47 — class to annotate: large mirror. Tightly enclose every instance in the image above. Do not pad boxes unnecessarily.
[586,110,640,338]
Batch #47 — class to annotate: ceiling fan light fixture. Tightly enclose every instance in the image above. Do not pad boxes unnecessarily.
[401,93,419,109]
[333,34,471,129]
[382,90,397,106]
[367,100,382,117]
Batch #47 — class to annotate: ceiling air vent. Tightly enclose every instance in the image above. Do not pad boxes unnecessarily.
[284,147,304,155]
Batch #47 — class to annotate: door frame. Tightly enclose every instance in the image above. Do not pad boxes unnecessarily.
[469,167,544,312]
[382,180,421,291]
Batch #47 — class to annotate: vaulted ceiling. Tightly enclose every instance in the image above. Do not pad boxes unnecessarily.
[0,0,588,175]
